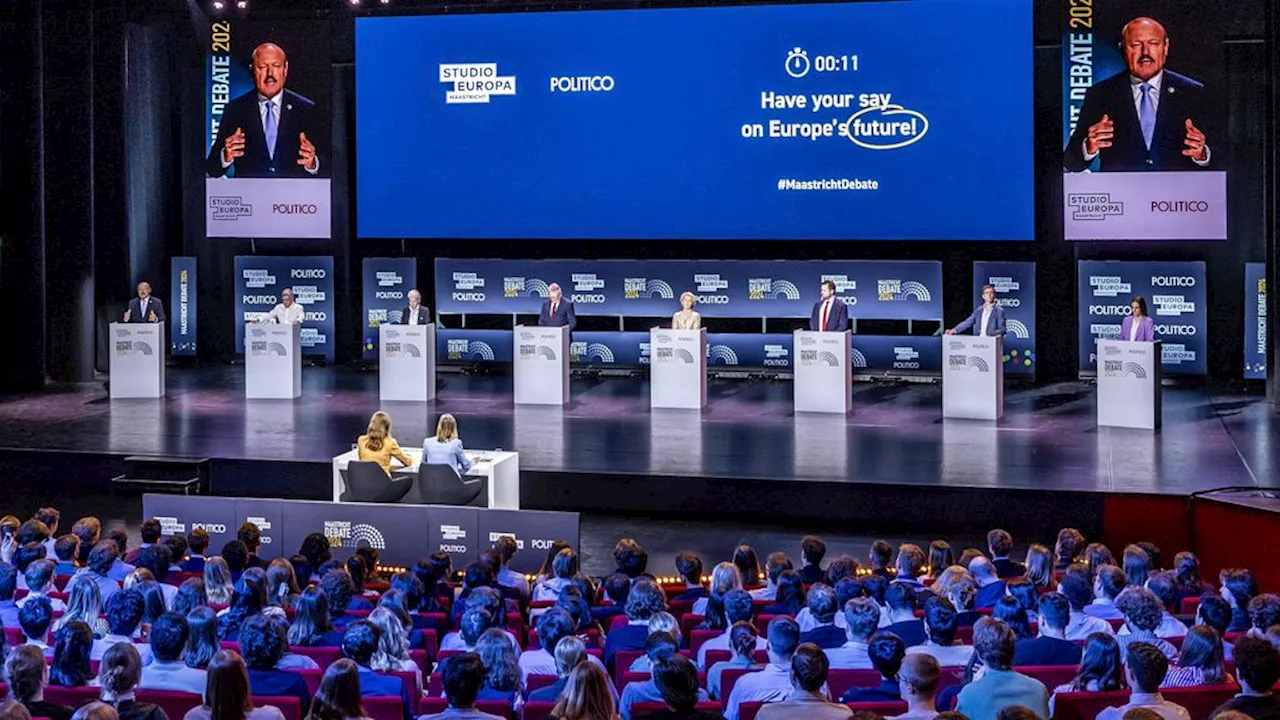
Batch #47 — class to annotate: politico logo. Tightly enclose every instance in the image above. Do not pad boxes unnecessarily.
[273,204,318,215]
[1151,276,1197,287]
[292,268,327,279]
[1089,305,1131,317]
[375,291,403,300]
[1151,201,1210,213]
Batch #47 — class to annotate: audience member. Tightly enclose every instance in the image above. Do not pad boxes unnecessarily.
[613,539,649,580]
[891,544,928,594]
[321,570,365,630]
[7,643,73,720]
[707,622,764,702]
[94,589,152,664]
[182,649,286,720]
[53,535,81,577]
[0,561,18,627]
[826,597,881,669]
[18,595,54,654]
[340,621,412,716]
[618,632,688,720]
[1085,544,1117,583]
[891,653,941,720]
[1142,573,1191,638]
[288,587,344,648]
[96,643,166,720]
[203,558,234,607]
[1014,593,1082,666]
[732,545,762,588]
[1005,580,1040,626]
[1023,545,1054,592]
[241,614,312,711]
[629,612,683,672]
[1170,552,1206,609]
[84,542,124,604]
[724,617,802,720]
[1087,565,1129,621]
[1249,595,1280,640]
[988,530,1026,579]
[869,541,894,580]
[70,704,115,720]
[955,617,1050,720]
[762,570,805,619]
[926,541,955,581]
[994,596,1034,641]
[180,529,209,574]
[185,607,219,670]
[841,633,905,703]
[265,559,301,611]
[367,607,420,680]
[671,552,707,602]
[604,579,666,669]
[124,520,162,566]
[1059,566,1116,640]
[1123,545,1153,590]
[971,558,1007,611]
[70,518,101,567]
[645,655,717,720]
[755,643,852,720]
[1115,587,1180,663]
[798,536,827,586]
[552,662,618,720]
[1210,636,1280,719]
[882,583,926,647]
[1096,643,1189,720]
[138,613,207,695]
[50,620,95,687]
[528,634,586,704]
[532,548,578,603]
[693,563,742,617]
[1222,569,1259,633]
[1054,633,1125,699]
[421,652,502,720]
[696,590,761,669]
[799,584,844,649]
[1161,625,1226,688]
[906,596,974,668]
[474,627,522,710]
[304,659,365,720]
[20,558,66,612]
[172,578,208,618]
[750,552,792,602]
[236,523,267,571]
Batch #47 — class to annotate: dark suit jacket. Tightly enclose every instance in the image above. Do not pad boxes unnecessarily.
[358,667,412,720]
[809,298,849,332]
[205,88,326,178]
[1013,636,1083,666]
[840,679,901,704]
[993,558,1027,579]
[883,619,927,648]
[127,297,166,324]
[179,556,206,573]
[249,667,312,710]
[798,566,826,585]
[1063,70,1214,172]
[799,623,847,649]
[400,306,431,325]
[604,623,649,669]
[975,581,1008,610]
[671,588,709,603]
[538,299,576,331]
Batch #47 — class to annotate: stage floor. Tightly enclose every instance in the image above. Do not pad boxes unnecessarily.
[0,366,1272,498]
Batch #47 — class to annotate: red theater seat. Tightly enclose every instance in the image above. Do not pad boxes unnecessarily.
[1014,665,1078,690]
[521,700,556,720]
[631,701,719,719]
[1051,684,1237,720]
[290,645,343,668]
[135,690,204,720]
[826,668,886,699]
[362,696,405,720]
[43,685,100,709]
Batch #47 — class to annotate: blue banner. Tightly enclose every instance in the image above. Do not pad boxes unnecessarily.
[436,258,942,321]
[438,329,515,363]
[1077,261,1207,376]
[169,257,198,356]
[1245,262,1266,379]
[851,335,942,373]
[361,258,418,360]
[234,256,336,361]
[973,261,1035,376]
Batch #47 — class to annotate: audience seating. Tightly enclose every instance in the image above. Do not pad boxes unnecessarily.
[520,701,556,720]
[631,701,720,718]
[679,614,705,637]
[363,695,411,720]
[1181,596,1203,615]
[718,667,757,708]
[826,668,887,699]
[702,649,768,667]
[1051,684,1238,720]
[614,650,646,687]
[291,645,344,668]
[526,674,558,694]
[417,697,514,720]
[689,629,719,654]
[526,628,600,650]
[1014,665,1078,690]
[753,614,780,635]
[44,685,100,708]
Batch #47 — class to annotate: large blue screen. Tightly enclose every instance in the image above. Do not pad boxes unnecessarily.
[356,0,1034,240]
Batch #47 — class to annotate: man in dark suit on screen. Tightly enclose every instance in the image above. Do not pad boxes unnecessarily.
[1063,17,1213,172]
[205,43,325,179]
[123,282,165,324]
[538,283,576,332]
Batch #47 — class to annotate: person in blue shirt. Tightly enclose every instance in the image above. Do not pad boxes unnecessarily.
[52,536,80,578]
[0,562,20,628]
[426,651,505,720]
[491,536,530,603]
[841,633,905,703]
[423,413,474,476]
[592,573,630,626]
[342,620,413,719]
[670,553,706,603]
[604,579,667,670]
[180,528,210,574]
[321,569,364,630]
[105,529,135,582]
[241,613,311,712]
[474,627,522,711]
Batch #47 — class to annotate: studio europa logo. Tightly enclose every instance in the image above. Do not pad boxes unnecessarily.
[210,196,252,220]
[440,63,516,104]
[1068,193,1124,221]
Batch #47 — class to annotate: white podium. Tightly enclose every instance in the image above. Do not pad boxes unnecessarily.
[650,328,707,409]
[331,447,520,508]
[513,325,570,405]
[793,330,853,414]
[109,323,166,398]
[379,323,436,402]
[1097,339,1162,430]
[942,335,1004,420]
[245,323,302,399]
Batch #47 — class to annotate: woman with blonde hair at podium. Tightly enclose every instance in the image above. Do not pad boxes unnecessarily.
[672,291,701,330]
[357,410,413,476]
[423,413,473,476]
[1122,296,1156,342]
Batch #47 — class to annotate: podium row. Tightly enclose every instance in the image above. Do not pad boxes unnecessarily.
[108,323,1162,429]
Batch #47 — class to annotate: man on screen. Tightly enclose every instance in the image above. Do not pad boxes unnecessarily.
[205,43,325,179]
[538,283,576,331]
[809,280,849,332]
[946,284,1005,337]
[1063,17,1213,172]
[401,290,430,325]
[260,288,306,325]
[124,282,166,324]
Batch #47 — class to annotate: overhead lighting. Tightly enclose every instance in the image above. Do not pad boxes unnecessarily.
[212,0,224,9]
[235,0,247,7]
[349,0,361,5]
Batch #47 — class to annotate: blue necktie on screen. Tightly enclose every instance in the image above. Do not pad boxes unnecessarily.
[1139,83,1155,151]
[264,100,278,160]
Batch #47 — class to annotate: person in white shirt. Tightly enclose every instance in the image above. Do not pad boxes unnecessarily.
[906,596,975,669]
[1059,566,1117,641]
[825,598,881,670]
[139,612,207,696]
[696,590,765,669]
[491,536,530,602]
[1096,641,1191,720]
[92,589,153,666]
[692,562,742,617]
[517,608,607,688]
[750,553,792,602]
[18,560,66,613]
[261,287,305,325]
[1087,566,1130,621]
[1128,573,1190,639]
[890,653,942,720]
[724,617,807,720]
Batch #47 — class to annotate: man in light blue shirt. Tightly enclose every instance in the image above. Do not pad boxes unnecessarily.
[619,632,708,720]
[825,597,881,669]
[139,613,207,695]
[725,617,805,720]
[955,617,1049,720]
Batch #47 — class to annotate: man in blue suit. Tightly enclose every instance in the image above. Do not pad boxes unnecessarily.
[124,282,166,324]
[947,283,1006,337]
[538,283,576,331]
[343,620,413,719]
[809,280,849,332]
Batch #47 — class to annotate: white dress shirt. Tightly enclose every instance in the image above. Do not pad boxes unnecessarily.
[1066,610,1116,641]
[824,639,874,669]
[266,302,305,324]
[906,642,974,668]
[408,306,423,325]
[979,305,993,337]
[139,661,208,696]
[517,648,606,688]
[1130,317,1141,341]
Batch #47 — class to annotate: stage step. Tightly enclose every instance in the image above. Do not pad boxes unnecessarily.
[111,455,210,495]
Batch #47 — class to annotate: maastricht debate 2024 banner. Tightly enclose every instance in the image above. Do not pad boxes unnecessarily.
[234,256,336,361]
[435,259,943,320]
[973,261,1035,376]
[1077,260,1206,375]
[436,328,945,373]
[1245,262,1266,379]
[361,258,418,360]
[169,257,198,356]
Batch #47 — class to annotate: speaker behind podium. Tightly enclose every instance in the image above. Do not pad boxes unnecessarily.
[1097,339,1162,430]
[793,330,853,414]
[513,325,570,405]
[109,323,166,398]
[650,328,707,410]
[942,335,1004,420]
[379,323,436,402]
[245,323,302,399]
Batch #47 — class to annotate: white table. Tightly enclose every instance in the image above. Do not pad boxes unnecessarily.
[331,447,519,508]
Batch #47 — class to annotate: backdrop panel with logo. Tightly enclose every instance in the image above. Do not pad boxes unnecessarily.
[1077,261,1207,375]
[1245,262,1266,379]
[204,19,332,239]
[973,261,1036,376]
[169,257,198,356]
[361,258,418,360]
[1060,0,1225,240]
[143,495,579,572]
[233,256,336,361]
[435,258,943,320]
